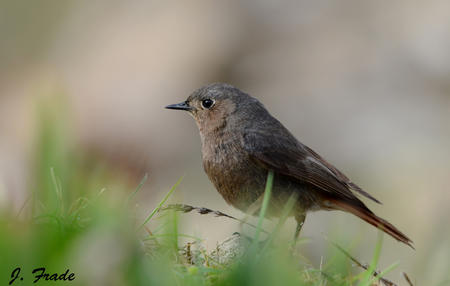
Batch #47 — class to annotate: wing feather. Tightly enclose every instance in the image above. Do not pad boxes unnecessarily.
[243,130,381,204]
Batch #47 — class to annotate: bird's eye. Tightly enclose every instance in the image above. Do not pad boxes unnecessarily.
[201,98,215,109]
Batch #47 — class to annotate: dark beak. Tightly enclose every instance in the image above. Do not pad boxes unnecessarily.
[165,101,192,111]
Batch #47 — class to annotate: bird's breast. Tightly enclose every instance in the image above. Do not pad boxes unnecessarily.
[201,135,267,210]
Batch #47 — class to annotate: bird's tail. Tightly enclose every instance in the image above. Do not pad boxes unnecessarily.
[331,200,414,249]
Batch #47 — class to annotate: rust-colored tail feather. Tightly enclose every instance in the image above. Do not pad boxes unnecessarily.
[333,200,414,249]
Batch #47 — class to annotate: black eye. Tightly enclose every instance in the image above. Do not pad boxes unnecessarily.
[201,99,215,109]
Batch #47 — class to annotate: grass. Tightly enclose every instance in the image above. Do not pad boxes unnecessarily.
[0,94,413,285]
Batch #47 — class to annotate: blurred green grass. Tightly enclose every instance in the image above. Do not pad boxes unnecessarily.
[0,94,406,286]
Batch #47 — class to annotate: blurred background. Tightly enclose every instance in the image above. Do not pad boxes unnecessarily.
[1,0,449,284]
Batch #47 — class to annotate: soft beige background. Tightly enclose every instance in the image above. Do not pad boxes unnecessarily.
[1,0,449,283]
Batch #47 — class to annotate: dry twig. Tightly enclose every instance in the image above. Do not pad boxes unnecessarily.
[331,242,397,286]
[160,203,268,234]
[403,272,414,286]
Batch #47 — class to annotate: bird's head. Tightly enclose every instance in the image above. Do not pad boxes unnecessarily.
[166,83,262,135]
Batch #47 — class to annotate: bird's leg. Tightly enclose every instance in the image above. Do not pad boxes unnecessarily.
[293,213,306,245]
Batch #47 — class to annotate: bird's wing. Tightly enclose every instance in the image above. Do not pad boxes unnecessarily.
[243,130,381,204]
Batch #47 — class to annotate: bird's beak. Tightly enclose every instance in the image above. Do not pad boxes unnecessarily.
[165,101,192,111]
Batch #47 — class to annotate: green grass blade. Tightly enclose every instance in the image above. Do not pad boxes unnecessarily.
[127,173,148,203]
[251,170,274,249]
[369,261,399,285]
[137,176,183,231]
[262,192,297,253]
[359,231,384,286]
[50,167,64,214]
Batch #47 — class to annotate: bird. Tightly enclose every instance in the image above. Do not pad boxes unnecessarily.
[165,83,413,248]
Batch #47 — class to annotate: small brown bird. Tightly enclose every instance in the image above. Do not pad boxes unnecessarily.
[166,83,413,248]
